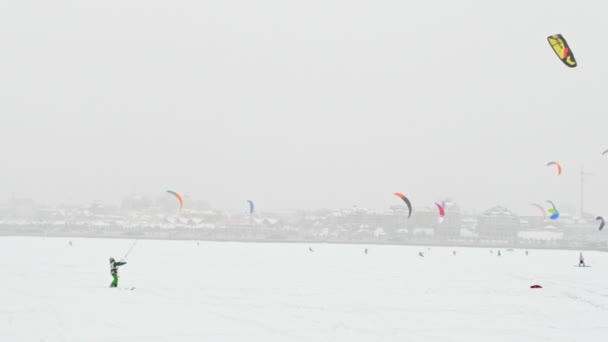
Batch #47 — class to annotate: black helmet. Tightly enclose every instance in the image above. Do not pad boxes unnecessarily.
[109,257,115,263]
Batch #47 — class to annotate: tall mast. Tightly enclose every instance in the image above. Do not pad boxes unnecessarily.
[580,166,584,217]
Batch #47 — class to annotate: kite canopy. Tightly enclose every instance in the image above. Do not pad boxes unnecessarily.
[531,203,547,219]
[435,202,446,223]
[166,190,184,210]
[247,200,255,214]
[546,200,560,220]
[596,216,605,231]
[393,192,412,218]
[547,34,577,68]
[546,161,562,175]
[603,149,608,156]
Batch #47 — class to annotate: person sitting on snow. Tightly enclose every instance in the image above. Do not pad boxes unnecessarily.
[578,252,585,267]
[109,257,127,288]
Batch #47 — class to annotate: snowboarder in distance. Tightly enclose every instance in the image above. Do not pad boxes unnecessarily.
[418,251,424,257]
[364,248,368,254]
[452,250,456,256]
[578,252,586,267]
[525,250,528,256]
[109,257,127,288]
[497,250,501,256]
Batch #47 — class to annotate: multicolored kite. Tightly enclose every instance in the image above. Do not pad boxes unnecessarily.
[547,34,577,68]
[166,190,184,210]
[435,202,446,224]
[546,161,562,175]
[531,203,548,220]
[546,200,560,220]
[393,192,412,218]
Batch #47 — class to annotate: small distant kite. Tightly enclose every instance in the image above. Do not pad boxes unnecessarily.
[602,149,608,156]
[546,161,562,175]
[546,200,560,220]
[393,192,412,218]
[531,203,548,220]
[596,216,605,231]
[435,202,446,224]
[247,200,255,214]
[547,34,577,68]
[166,190,184,210]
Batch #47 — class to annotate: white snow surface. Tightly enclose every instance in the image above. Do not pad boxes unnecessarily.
[1,237,607,341]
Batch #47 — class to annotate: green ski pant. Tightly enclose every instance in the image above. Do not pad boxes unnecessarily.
[110,274,118,288]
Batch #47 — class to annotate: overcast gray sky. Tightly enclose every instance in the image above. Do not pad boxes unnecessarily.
[1,0,607,214]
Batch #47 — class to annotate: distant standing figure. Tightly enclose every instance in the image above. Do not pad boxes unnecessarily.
[578,252,585,267]
[497,250,501,256]
[109,257,127,288]
[69,241,72,247]
[525,250,528,256]
[364,248,368,254]
[453,250,456,256]
[490,250,493,254]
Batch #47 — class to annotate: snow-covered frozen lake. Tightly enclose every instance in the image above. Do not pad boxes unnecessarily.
[1,237,606,341]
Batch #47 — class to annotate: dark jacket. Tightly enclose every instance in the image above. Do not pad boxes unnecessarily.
[110,261,127,275]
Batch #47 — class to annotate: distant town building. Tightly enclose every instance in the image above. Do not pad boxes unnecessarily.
[477,206,519,243]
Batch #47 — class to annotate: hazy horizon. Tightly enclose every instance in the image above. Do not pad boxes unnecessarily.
[1,0,607,215]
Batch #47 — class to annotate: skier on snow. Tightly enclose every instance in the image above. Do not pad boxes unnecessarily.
[578,252,585,267]
[109,257,127,288]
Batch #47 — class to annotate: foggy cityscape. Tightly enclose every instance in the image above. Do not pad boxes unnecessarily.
[1,193,605,250]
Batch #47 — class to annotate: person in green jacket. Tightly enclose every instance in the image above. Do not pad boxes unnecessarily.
[109,257,127,288]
